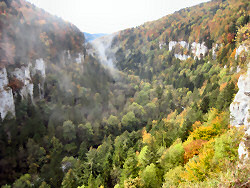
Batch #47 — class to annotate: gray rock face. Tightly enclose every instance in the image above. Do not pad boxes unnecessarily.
[235,44,248,59]
[230,64,250,160]
[11,63,34,99]
[168,41,208,60]
[0,58,47,120]
[0,67,15,119]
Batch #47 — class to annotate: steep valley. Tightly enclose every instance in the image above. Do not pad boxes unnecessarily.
[0,0,249,187]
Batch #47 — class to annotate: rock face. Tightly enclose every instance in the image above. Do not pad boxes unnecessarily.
[230,64,250,160]
[235,44,248,59]
[11,63,34,99]
[0,58,47,120]
[168,41,208,60]
[75,53,85,64]
[174,54,191,61]
[191,42,208,59]
[0,67,15,119]
[34,59,46,78]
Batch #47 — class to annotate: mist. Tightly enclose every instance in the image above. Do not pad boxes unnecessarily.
[90,33,119,78]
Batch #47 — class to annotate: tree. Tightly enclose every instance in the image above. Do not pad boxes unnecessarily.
[121,112,137,131]
[39,182,51,188]
[140,163,161,188]
[138,146,153,169]
[62,120,76,141]
[13,174,32,188]
[159,139,184,172]
[216,82,237,111]
[135,90,150,106]
[61,169,78,188]
[77,123,93,144]
[121,148,139,180]
[40,137,64,187]
[107,115,120,127]
[107,115,120,135]
[163,166,184,187]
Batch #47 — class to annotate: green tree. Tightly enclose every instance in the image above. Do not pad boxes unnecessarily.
[61,169,78,188]
[13,174,32,188]
[121,112,137,130]
[160,139,184,172]
[121,148,139,180]
[63,120,76,141]
[107,115,120,127]
[39,182,51,188]
[140,163,161,188]
[138,146,153,169]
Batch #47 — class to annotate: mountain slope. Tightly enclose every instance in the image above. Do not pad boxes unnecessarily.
[0,0,249,187]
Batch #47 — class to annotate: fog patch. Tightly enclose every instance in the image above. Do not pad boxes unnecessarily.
[90,33,119,78]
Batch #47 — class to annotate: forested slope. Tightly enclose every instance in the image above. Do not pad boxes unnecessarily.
[0,0,249,187]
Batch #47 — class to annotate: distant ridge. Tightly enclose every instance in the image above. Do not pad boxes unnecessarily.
[84,32,107,42]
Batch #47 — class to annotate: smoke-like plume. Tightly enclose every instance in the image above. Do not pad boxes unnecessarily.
[90,33,119,77]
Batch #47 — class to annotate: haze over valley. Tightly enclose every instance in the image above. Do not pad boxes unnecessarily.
[0,0,249,187]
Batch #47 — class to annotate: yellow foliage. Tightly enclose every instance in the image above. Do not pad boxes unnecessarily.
[182,140,215,182]
[166,110,178,121]
[129,98,134,103]
[152,120,158,127]
[220,82,227,91]
[142,128,154,144]
[162,118,167,125]
[176,109,187,127]
[190,125,219,141]
[192,121,202,130]
[152,97,158,103]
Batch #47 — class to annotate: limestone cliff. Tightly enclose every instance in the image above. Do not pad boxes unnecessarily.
[168,41,208,60]
[0,58,47,120]
[0,67,15,119]
[230,64,250,160]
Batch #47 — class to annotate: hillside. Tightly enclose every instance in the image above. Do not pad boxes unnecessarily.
[0,0,249,187]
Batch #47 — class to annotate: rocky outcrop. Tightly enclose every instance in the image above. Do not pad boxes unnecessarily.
[62,51,85,65]
[174,54,191,61]
[230,64,250,160]
[235,44,248,59]
[0,58,47,120]
[168,41,208,60]
[191,42,208,59]
[0,67,15,119]
[11,63,34,99]
[34,59,46,78]
[75,53,85,64]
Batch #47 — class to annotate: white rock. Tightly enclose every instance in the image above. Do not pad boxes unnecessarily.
[235,45,248,59]
[179,41,189,49]
[159,41,166,49]
[230,67,250,128]
[169,41,178,51]
[230,63,250,160]
[34,59,46,78]
[169,41,208,60]
[174,54,190,61]
[67,50,71,59]
[0,67,15,119]
[238,141,248,160]
[212,44,219,60]
[237,66,241,73]
[11,63,34,99]
[191,42,208,59]
[75,53,84,64]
